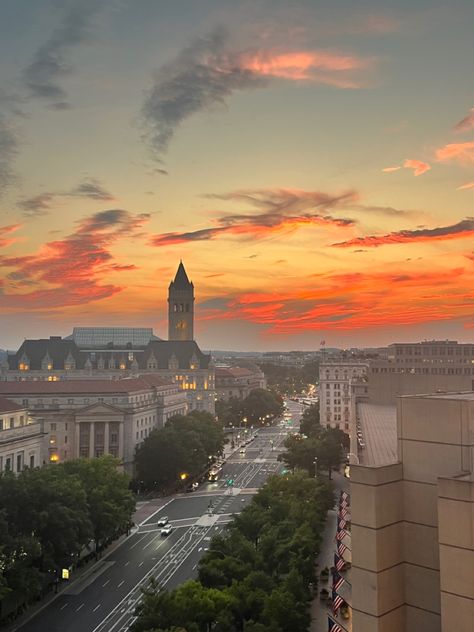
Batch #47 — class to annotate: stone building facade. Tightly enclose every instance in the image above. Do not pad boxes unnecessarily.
[0,396,44,473]
[0,375,186,472]
[319,360,368,430]
[215,366,267,401]
[351,392,474,632]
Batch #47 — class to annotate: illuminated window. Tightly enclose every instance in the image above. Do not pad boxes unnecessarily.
[19,363,29,371]
[49,453,59,463]
[119,362,126,370]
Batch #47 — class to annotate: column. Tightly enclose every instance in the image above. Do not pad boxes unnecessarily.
[104,421,110,454]
[118,422,124,462]
[75,422,81,458]
[89,422,95,458]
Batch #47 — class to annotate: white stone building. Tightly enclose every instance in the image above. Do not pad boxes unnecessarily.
[0,375,186,473]
[319,360,368,430]
[0,396,44,473]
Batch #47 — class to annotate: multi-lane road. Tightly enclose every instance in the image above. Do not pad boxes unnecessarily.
[16,403,302,632]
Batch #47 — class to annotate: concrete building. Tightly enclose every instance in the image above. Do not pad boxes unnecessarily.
[0,375,186,472]
[350,393,474,632]
[319,360,368,430]
[0,263,216,414]
[0,396,44,473]
[215,366,267,400]
[368,340,474,404]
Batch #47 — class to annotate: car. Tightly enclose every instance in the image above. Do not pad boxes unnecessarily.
[160,524,173,536]
[239,448,246,454]
[156,516,169,526]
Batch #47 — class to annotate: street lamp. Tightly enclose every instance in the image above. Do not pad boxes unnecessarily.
[313,457,319,477]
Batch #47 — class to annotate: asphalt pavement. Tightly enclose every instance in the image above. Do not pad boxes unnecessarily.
[13,421,294,632]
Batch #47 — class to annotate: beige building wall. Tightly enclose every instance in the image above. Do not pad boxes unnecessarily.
[352,393,474,632]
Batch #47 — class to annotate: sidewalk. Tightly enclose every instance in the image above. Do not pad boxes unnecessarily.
[310,471,352,632]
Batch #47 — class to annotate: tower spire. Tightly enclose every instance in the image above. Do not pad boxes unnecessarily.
[168,262,194,341]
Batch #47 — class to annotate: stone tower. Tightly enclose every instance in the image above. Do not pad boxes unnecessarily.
[168,262,194,341]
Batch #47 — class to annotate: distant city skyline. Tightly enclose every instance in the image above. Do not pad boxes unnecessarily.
[1,1,473,350]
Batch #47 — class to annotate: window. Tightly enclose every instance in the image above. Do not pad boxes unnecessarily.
[68,399,74,405]
[16,453,23,472]
[64,435,68,444]
[30,455,35,468]
[50,423,56,431]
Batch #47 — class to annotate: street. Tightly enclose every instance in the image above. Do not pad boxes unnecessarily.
[15,414,298,632]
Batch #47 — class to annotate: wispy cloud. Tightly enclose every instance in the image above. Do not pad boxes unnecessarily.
[0,224,22,249]
[22,0,104,108]
[435,141,474,165]
[0,210,148,308]
[332,218,474,248]
[382,159,431,176]
[454,107,474,133]
[17,178,115,217]
[0,115,18,195]
[198,267,474,334]
[403,159,431,176]
[458,181,474,191]
[150,187,359,246]
[141,28,374,155]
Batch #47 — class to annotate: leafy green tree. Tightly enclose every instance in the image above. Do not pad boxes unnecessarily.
[241,389,284,425]
[299,404,322,437]
[62,456,135,552]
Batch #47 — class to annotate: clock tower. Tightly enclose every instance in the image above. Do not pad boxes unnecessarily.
[168,261,194,341]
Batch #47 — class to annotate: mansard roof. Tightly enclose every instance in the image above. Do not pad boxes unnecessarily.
[67,327,160,347]
[0,375,174,396]
[7,338,211,371]
[169,261,193,290]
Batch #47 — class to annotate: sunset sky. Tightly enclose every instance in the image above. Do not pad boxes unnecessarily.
[0,0,473,351]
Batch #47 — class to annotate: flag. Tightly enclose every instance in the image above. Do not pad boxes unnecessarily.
[332,591,344,615]
[336,529,346,541]
[339,500,348,510]
[321,340,326,346]
[328,615,345,632]
[337,541,348,556]
[338,518,347,530]
[333,571,344,591]
[339,507,349,519]
[334,553,345,572]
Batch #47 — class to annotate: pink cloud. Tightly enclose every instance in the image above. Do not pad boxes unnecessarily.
[454,108,474,133]
[458,181,474,191]
[435,141,474,165]
[382,166,401,173]
[403,159,431,176]
[0,223,22,249]
[0,210,148,309]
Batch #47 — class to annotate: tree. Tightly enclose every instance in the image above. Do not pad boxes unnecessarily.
[240,389,284,425]
[299,404,322,438]
[62,456,135,552]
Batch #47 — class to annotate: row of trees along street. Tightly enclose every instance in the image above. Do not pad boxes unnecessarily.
[256,362,319,396]
[134,411,226,492]
[132,472,334,632]
[215,388,284,428]
[0,456,134,622]
[278,404,350,479]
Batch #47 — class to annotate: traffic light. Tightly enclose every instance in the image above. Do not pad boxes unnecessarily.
[226,478,234,487]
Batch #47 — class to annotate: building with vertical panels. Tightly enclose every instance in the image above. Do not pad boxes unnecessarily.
[319,360,368,430]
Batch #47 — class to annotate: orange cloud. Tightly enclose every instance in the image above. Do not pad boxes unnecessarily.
[0,210,147,309]
[382,166,401,172]
[332,218,474,248]
[0,223,22,249]
[458,181,474,190]
[454,107,474,133]
[238,50,373,87]
[198,267,474,334]
[403,159,431,176]
[435,141,474,165]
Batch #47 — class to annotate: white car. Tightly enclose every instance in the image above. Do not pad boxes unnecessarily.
[156,516,169,527]
[160,524,173,536]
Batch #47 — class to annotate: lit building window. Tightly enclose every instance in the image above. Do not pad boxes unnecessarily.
[119,362,126,370]
[49,453,59,463]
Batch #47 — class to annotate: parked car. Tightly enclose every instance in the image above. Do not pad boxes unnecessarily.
[160,524,173,536]
[156,516,169,526]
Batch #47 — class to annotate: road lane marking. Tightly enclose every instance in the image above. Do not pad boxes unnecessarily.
[93,604,101,612]
[102,580,110,587]
[138,561,144,567]
[118,580,125,587]
[124,561,129,567]
[60,603,69,610]
[76,603,84,612]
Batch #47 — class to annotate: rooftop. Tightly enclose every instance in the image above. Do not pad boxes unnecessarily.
[358,403,398,466]
[0,396,24,414]
[67,327,160,347]
[401,391,474,401]
[0,374,174,396]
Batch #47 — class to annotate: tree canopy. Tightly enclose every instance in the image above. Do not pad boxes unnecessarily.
[0,457,134,622]
[132,472,334,632]
[135,411,225,492]
[215,389,284,428]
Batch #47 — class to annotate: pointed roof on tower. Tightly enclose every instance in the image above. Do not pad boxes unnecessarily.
[169,261,193,290]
